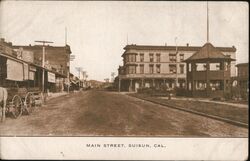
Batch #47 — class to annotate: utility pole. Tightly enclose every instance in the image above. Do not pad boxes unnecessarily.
[35,40,53,93]
[68,55,75,93]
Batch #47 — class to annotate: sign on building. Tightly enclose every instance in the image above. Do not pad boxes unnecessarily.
[6,59,23,81]
[48,72,56,83]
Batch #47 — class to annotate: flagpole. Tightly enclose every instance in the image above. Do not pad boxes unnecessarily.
[207,1,209,43]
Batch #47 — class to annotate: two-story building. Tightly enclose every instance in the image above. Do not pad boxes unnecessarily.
[117,44,236,92]
[10,43,72,92]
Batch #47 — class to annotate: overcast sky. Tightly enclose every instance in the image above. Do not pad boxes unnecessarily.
[0,1,248,81]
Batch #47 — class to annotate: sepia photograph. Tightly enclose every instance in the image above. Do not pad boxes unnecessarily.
[0,1,248,160]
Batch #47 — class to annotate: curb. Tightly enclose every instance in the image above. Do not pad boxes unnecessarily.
[129,95,249,129]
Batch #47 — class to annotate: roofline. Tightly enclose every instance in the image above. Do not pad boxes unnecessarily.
[236,63,249,67]
[0,52,67,78]
[123,44,236,52]
[183,57,236,62]
[12,45,68,48]
[12,45,72,54]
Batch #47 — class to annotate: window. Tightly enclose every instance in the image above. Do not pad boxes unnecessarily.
[210,63,221,71]
[140,64,144,74]
[128,66,136,74]
[149,53,154,62]
[131,54,136,62]
[210,80,223,90]
[196,63,207,71]
[127,54,136,62]
[180,64,184,74]
[140,53,144,62]
[169,64,176,74]
[156,64,161,73]
[169,53,176,62]
[195,80,207,90]
[180,54,184,61]
[156,53,161,62]
[149,64,154,73]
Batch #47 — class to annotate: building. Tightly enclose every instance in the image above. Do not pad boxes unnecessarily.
[236,63,249,99]
[0,38,71,93]
[117,44,236,92]
[12,44,72,92]
[12,44,71,76]
[184,43,235,98]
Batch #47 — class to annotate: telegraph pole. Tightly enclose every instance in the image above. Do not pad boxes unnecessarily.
[69,55,75,93]
[35,40,53,93]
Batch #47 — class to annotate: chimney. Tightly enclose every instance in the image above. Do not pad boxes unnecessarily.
[0,38,5,42]
[186,43,189,47]
[8,42,12,46]
[29,44,31,46]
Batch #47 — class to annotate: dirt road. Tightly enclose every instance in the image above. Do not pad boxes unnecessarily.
[0,90,248,136]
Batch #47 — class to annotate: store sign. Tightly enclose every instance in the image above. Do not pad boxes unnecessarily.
[6,59,23,81]
[29,71,35,80]
[48,72,56,83]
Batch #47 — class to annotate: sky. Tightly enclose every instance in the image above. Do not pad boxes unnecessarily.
[0,1,248,81]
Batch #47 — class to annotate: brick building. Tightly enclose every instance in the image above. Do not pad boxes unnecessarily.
[117,44,236,92]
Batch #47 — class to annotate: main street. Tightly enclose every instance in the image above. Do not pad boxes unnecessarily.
[0,90,247,137]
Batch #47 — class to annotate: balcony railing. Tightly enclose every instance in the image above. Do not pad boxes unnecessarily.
[119,73,186,79]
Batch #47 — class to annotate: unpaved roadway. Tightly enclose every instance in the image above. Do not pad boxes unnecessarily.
[0,90,248,136]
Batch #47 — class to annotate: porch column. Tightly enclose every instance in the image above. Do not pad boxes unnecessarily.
[129,79,133,92]
[191,62,195,91]
[163,79,166,86]
[152,79,155,87]
[118,78,121,92]
[141,78,144,88]
[186,63,189,90]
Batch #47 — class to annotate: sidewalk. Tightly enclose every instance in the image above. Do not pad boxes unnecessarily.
[46,92,68,100]
[161,97,248,108]
[128,93,248,126]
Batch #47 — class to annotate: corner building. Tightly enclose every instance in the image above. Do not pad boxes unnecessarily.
[118,44,236,92]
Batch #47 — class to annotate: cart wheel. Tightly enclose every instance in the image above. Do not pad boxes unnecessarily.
[24,92,35,114]
[11,95,23,118]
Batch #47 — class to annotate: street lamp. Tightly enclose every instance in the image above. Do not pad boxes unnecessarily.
[34,40,53,93]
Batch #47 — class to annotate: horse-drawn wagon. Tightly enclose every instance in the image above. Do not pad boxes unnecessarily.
[0,87,43,122]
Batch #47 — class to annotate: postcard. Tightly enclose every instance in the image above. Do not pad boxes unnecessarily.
[0,1,248,160]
